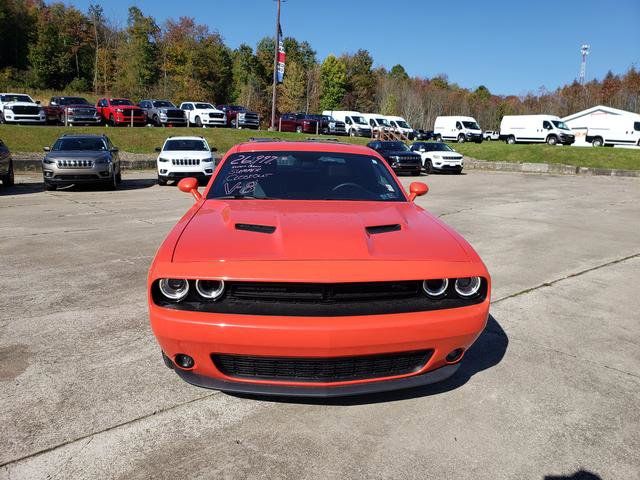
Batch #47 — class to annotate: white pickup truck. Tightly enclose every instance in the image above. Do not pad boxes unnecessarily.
[0,92,46,125]
[179,102,226,128]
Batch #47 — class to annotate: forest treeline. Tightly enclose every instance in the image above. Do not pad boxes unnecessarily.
[1,0,639,128]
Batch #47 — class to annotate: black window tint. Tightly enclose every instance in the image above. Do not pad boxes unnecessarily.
[634,122,640,131]
[543,121,552,129]
[456,122,462,129]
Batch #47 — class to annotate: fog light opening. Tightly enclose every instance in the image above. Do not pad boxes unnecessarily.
[446,348,465,364]
[174,354,195,369]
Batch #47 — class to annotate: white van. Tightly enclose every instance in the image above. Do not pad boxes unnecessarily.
[500,115,575,145]
[585,116,640,147]
[434,116,483,143]
[322,110,372,137]
[361,113,394,134]
[385,115,415,139]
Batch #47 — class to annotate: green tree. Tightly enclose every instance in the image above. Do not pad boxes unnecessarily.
[279,60,306,112]
[320,55,346,110]
[389,64,409,81]
[342,49,375,111]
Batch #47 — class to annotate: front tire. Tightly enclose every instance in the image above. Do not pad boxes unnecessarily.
[106,171,117,190]
[546,135,558,146]
[2,161,14,186]
[423,159,433,174]
[349,129,356,137]
[44,181,57,191]
[457,134,465,143]
[157,175,168,186]
[195,116,203,128]
[109,115,116,127]
[591,137,603,147]
[296,126,303,134]
[507,135,516,145]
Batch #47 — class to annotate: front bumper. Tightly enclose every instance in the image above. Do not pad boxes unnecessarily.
[159,117,188,126]
[112,113,146,125]
[465,134,483,143]
[559,135,575,145]
[67,116,102,125]
[200,116,226,126]
[158,169,214,179]
[43,165,113,183]
[149,299,489,397]
[3,114,46,124]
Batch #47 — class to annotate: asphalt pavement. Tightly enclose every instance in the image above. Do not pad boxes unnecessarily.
[1,170,638,479]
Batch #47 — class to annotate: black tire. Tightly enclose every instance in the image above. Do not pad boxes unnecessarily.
[412,169,421,177]
[44,182,57,191]
[591,137,603,147]
[507,135,516,145]
[296,125,303,134]
[157,175,168,186]
[424,159,433,174]
[106,171,117,190]
[486,136,491,141]
[2,161,14,186]
[0,113,4,124]
[153,115,161,127]
[457,134,465,143]
[546,135,558,146]
[109,115,116,127]
[116,169,122,184]
[349,129,356,137]
[435,134,442,142]
[195,116,202,128]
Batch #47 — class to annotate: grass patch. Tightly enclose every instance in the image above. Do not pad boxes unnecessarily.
[454,141,640,170]
[1,124,638,170]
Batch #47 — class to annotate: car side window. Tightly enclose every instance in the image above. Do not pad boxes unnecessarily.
[345,117,352,125]
[634,122,640,132]
[543,121,552,129]
[456,122,462,129]
[369,119,375,127]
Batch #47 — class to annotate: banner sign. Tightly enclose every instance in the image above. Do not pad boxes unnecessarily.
[277,24,286,84]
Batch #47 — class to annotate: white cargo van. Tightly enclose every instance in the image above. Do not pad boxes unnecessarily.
[385,115,415,139]
[361,113,394,134]
[434,116,483,143]
[585,116,640,147]
[322,110,372,137]
[499,115,575,145]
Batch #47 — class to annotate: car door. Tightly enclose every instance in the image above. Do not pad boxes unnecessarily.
[0,139,9,175]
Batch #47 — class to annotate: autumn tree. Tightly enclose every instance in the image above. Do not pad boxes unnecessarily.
[320,55,346,110]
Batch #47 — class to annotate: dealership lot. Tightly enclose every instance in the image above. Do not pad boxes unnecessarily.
[1,171,639,479]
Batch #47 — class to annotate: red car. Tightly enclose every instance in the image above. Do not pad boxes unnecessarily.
[278,113,320,134]
[96,98,146,126]
[148,141,491,397]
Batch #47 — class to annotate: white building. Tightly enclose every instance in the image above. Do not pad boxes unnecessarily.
[563,105,640,146]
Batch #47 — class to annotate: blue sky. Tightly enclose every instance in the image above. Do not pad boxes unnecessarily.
[67,0,639,95]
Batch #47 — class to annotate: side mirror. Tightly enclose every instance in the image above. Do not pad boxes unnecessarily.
[420,148,426,152]
[43,146,50,152]
[408,182,428,201]
[36,100,41,105]
[50,102,57,106]
[178,177,202,202]
[210,147,217,152]
[155,147,162,152]
[110,148,119,153]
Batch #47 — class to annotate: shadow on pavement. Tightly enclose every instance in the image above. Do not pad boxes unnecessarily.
[1,177,156,195]
[229,313,507,406]
[544,470,602,480]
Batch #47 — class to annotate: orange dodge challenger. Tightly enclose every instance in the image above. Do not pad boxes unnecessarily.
[148,140,491,397]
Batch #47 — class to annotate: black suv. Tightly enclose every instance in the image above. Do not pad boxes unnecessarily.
[42,134,121,190]
[0,138,14,187]
[366,141,422,176]
[305,114,347,136]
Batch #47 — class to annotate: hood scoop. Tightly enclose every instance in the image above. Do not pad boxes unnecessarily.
[235,223,276,234]
[366,224,401,235]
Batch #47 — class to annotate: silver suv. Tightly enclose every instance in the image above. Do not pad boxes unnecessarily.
[138,99,187,127]
[42,134,121,191]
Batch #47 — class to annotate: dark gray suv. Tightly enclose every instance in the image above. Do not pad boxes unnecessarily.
[42,134,121,191]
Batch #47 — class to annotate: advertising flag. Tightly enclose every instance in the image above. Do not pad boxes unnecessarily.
[277,23,286,84]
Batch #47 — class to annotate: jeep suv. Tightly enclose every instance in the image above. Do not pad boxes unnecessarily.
[45,97,101,125]
[155,136,216,185]
[305,114,347,136]
[366,140,422,176]
[42,134,121,190]
[0,93,46,125]
[217,105,260,129]
[139,99,187,127]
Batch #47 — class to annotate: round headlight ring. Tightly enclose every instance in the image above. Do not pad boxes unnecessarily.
[454,277,482,298]
[195,279,225,300]
[422,278,449,298]
[159,278,189,301]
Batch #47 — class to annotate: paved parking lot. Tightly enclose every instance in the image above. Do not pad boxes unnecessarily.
[1,170,639,479]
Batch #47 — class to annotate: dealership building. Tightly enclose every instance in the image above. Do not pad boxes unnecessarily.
[563,105,640,146]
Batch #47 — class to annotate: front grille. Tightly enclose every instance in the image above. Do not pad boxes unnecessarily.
[57,160,95,168]
[166,109,185,118]
[121,109,142,117]
[54,174,99,180]
[397,156,421,163]
[12,105,40,115]
[209,112,224,119]
[171,159,201,166]
[70,109,96,116]
[153,279,488,316]
[212,350,433,383]
[442,156,461,160]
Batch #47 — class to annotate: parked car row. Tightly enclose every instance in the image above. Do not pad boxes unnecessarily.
[367,140,465,175]
[0,91,261,129]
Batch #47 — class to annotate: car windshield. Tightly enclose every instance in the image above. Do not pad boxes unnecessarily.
[552,120,570,130]
[195,103,214,109]
[225,105,245,111]
[376,118,392,127]
[59,97,89,105]
[352,116,367,125]
[1,94,33,103]
[163,139,209,151]
[462,121,480,130]
[110,99,133,106]
[53,137,108,151]
[420,143,454,152]
[395,121,411,129]
[208,151,405,202]
[153,101,175,108]
[379,142,410,151]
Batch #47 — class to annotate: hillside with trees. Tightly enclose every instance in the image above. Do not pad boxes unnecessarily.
[1,0,639,129]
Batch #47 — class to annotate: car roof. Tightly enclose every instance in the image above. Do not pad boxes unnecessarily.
[58,134,107,139]
[232,141,373,156]
[163,136,208,142]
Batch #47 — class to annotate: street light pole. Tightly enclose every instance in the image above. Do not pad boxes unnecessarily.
[270,0,281,130]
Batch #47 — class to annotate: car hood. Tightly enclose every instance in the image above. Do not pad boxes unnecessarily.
[45,151,110,160]
[381,150,420,156]
[173,200,470,262]
[4,101,39,107]
[158,151,213,160]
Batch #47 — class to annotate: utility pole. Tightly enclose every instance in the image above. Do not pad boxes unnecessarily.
[270,0,281,130]
[579,44,590,85]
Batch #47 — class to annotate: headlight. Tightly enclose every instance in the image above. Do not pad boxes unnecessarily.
[158,278,189,301]
[422,279,449,298]
[433,154,441,159]
[116,108,123,113]
[158,157,169,162]
[95,156,109,164]
[5,106,13,111]
[201,157,213,163]
[390,155,400,161]
[43,158,55,164]
[454,277,482,298]
[195,279,225,300]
